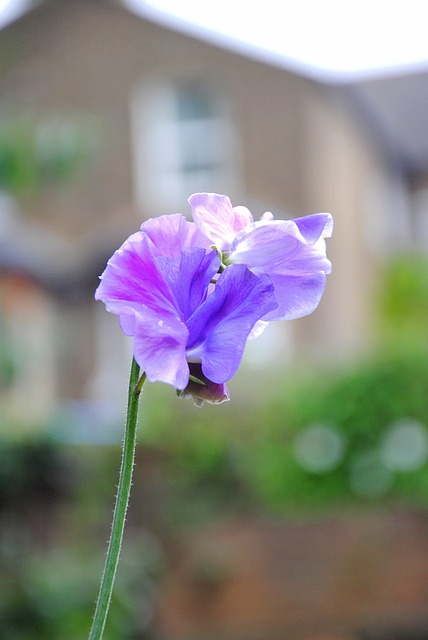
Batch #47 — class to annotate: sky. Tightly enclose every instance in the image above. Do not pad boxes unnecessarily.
[1,0,428,82]
[125,0,428,82]
[0,0,29,29]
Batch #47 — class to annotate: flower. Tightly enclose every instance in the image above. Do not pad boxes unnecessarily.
[189,193,333,322]
[96,194,333,405]
[95,213,277,403]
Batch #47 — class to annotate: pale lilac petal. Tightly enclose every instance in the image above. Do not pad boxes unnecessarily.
[230,220,301,270]
[263,272,328,321]
[186,265,277,383]
[142,213,211,257]
[228,213,332,321]
[229,215,332,275]
[189,193,253,250]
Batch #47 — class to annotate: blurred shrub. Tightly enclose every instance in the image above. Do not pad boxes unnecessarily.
[2,348,428,636]
[135,252,428,520]
[0,438,76,507]
[0,439,163,639]
[0,313,15,389]
[378,252,428,350]
[0,537,162,640]
[0,111,100,196]
[137,349,428,523]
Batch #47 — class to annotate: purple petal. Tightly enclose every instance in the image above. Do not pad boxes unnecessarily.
[142,213,211,257]
[95,233,178,318]
[294,212,333,244]
[189,193,253,250]
[186,264,278,383]
[95,232,191,388]
[156,248,220,320]
[131,308,190,389]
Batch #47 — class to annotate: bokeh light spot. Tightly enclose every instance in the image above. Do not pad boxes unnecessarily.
[293,423,345,473]
[380,418,428,471]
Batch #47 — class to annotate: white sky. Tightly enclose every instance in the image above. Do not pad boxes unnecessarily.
[125,0,428,82]
[0,0,29,29]
[1,0,428,82]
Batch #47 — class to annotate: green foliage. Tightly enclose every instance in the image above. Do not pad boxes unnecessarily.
[0,437,75,508]
[2,348,428,637]
[0,440,162,639]
[140,252,428,519]
[0,111,100,196]
[135,350,428,520]
[377,252,428,348]
[0,314,15,389]
[0,541,160,640]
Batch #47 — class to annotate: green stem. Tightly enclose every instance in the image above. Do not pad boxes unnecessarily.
[88,357,146,640]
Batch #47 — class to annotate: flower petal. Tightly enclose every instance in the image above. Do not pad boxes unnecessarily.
[229,215,332,275]
[228,213,333,320]
[263,272,328,321]
[131,308,190,389]
[142,213,211,257]
[294,212,333,244]
[156,248,220,321]
[189,193,253,250]
[186,264,278,383]
[95,232,177,318]
[95,231,191,388]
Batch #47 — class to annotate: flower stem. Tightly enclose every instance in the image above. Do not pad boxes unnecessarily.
[88,357,146,640]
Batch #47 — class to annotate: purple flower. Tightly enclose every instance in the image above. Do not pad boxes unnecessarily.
[96,194,333,405]
[189,193,333,322]
[95,213,278,403]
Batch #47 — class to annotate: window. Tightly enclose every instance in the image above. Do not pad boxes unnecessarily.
[130,79,242,212]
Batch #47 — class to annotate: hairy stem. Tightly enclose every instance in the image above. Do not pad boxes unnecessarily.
[88,358,145,640]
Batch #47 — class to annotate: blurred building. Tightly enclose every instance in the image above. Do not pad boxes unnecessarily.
[0,0,426,422]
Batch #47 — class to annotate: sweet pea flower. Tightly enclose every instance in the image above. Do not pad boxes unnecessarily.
[189,193,333,322]
[91,196,333,640]
[95,213,277,404]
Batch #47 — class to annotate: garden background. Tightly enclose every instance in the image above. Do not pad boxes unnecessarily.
[2,1,428,639]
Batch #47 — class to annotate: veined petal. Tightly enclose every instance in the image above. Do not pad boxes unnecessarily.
[141,213,211,257]
[156,248,220,320]
[189,193,253,250]
[186,264,278,383]
[228,213,332,321]
[95,231,191,387]
[263,272,328,321]
[229,214,332,275]
[95,232,178,319]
